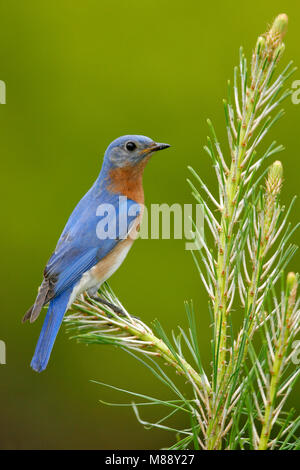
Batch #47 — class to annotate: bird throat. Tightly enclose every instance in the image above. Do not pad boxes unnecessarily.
[107,157,150,204]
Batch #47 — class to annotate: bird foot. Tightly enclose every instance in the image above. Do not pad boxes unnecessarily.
[90,296,127,317]
[90,296,140,320]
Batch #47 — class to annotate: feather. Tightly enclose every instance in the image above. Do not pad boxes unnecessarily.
[31,288,72,372]
[22,279,49,323]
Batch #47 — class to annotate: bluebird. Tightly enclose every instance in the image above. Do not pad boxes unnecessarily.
[24,135,170,372]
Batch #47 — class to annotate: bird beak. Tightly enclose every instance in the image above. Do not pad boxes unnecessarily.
[150,142,171,153]
[141,142,170,157]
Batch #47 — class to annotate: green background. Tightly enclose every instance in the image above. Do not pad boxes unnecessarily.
[0,0,299,449]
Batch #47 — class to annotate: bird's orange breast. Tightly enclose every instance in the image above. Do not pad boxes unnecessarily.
[107,157,150,204]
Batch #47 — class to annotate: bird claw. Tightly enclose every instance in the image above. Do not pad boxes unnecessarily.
[90,296,140,321]
[90,296,127,317]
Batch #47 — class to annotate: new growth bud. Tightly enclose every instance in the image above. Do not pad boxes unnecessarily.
[265,14,288,59]
[287,272,298,311]
[269,14,288,38]
[266,160,283,197]
[263,161,283,240]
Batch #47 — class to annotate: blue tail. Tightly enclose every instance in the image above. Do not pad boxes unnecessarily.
[31,288,72,372]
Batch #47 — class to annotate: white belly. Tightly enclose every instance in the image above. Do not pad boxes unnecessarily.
[67,238,133,308]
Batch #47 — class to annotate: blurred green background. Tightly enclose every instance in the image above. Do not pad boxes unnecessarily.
[0,0,299,449]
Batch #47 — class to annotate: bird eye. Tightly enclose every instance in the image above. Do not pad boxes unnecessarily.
[125,141,136,152]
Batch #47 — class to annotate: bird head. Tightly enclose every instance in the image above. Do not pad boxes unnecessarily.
[104,135,170,168]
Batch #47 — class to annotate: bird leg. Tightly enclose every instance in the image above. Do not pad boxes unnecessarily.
[90,296,127,317]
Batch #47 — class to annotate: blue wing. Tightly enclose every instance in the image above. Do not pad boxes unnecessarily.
[45,186,140,299]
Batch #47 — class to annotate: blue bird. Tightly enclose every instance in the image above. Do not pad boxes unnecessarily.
[24,135,170,372]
